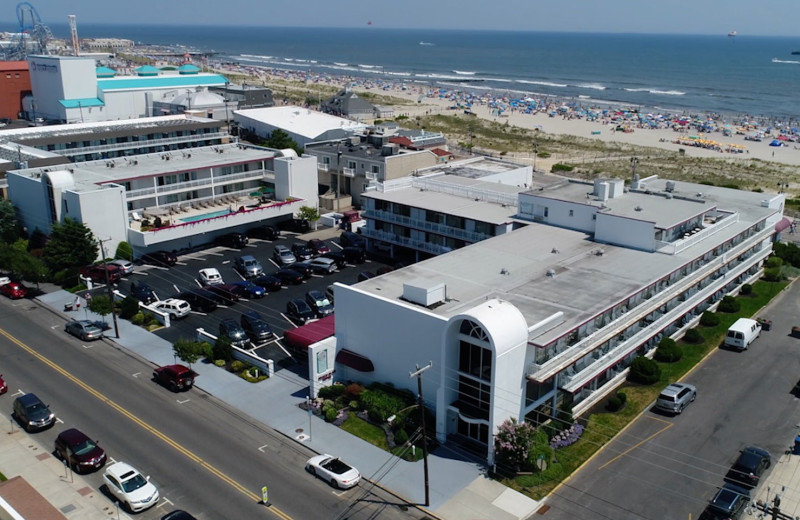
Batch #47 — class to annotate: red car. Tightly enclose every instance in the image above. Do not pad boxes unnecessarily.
[0,374,7,394]
[0,282,27,299]
[153,364,198,392]
[307,239,331,255]
[79,264,122,284]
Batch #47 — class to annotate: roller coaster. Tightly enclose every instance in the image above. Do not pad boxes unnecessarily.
[1,2,53,60]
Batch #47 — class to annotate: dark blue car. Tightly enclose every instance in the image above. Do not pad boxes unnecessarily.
[231,280,266,299]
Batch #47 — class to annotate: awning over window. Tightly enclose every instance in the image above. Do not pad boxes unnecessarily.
[776,217,792,232]
[335,349,375,372]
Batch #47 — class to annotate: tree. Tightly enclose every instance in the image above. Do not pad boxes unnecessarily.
[173,339,206,367]
[0,199,20,244]
[212,335,233,364]
[493,417,548,475]
[264,129,302,154]
[654,337,682,363]
[114,241,134,261]
[297,205,320,229]
[41,218,98,284]
[88,294,113,322]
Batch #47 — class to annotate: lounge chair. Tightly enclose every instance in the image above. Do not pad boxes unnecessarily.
[131,211,142,221]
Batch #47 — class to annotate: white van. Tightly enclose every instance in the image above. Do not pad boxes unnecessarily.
[724,318,761,351]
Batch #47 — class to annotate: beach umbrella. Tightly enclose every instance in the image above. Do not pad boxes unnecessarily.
[777,134,790,141]
[769,139,782,146]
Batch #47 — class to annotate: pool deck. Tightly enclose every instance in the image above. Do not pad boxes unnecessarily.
[129,194,268,230]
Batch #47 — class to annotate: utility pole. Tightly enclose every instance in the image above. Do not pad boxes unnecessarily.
[97,238,120,338]
[409,362,432,507]
[336,143,342,215]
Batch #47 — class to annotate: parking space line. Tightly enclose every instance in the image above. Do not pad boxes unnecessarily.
[598,417,673,470]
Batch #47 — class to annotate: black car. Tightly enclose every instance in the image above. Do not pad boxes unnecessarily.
[272,269,304,285]
[203,284,240,306]
[286,261,313,279]
[339,231,366,249]
[305,290,334,318]
[321,251,347,269]
[218,318,248,348]
[286,298,316,324]
[161,511,198,520]
[175,289,218,312]
[251,275,283,292]
[130,282,157,304]
[215,232,249,249]
[141,250,177,267]
[278,218,310,233]
[726,446,771,488]
[342,246,366,264]
[247,225,280,240]
[706,483,750,520]
[241,311,273,344]
[291,243,314,261]
[13,393,55,432]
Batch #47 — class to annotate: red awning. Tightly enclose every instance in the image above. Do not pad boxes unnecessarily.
[283,315,335,351]
[775,217,792,233]
[335,349,375,372]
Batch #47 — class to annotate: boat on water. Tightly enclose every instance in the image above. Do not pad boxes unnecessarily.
[728,30,737,37]
[419,41,434,46]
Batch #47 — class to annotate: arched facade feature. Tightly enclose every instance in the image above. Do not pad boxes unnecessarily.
[440,299,528,464]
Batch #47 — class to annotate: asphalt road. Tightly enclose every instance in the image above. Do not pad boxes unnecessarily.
[542,281,800,520]
[0,292,425,520]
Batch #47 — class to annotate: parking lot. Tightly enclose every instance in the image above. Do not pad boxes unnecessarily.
[112,229,394,369]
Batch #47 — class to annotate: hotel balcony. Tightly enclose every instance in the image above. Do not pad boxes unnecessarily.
[125,169,273,201]
[52,132,229,157]
[360,228,453,256]
[317,163,329,172]
[363,209,493,243]
[341,167,355,178]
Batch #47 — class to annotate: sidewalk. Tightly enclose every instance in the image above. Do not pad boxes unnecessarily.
[35,289,540,520]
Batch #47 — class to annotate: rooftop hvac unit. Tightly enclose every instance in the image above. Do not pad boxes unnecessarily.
[665,180,675,192]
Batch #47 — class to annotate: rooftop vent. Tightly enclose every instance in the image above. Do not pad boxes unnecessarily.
[551,248,560,254]
[546,269,556,278]
[665,180,675,192]
[402,280,446,308]
[634,205,643,211]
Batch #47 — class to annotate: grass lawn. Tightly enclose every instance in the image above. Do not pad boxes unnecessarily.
[508,279,788,500]
[339,414,424,461]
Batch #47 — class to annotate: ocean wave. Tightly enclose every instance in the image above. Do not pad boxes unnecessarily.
[358,64,383,69]
[772,58,800,64]
[385,71,412,77]
[624,87,685,96]
[516,79,568,88]
[240,54,273,60]
[334,62,348,66]
[576,83,607,91]
[453,70,476,75]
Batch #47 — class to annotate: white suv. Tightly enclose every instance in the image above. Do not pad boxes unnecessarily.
[198,268,223,285]
[102,461,159,512]
[150,298,191,319]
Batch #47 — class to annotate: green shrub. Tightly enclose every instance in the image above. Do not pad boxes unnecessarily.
[654,337,683,363]
[537,151,551,159]
[360,388,407,423]
[766,256,783,269]
[114,241,134,261]
[230,360,246,373]
[617,390,627,404]
[344,383,364,400]
[551,163,574,172]
[393,429,409,445]
[718,296,740,313]
[606,396,622,412]
[348,400,359,410]
[318,384,346,400]
[739,284,753,296]
[214,359,226,367]
[683,328,703,344]
[627,356,661,385]
[700,311,720,327]
[763,267,782,282]
[131,311,146,325]
[212,336,233,363]
[119,296,140,320]
[324,406,338,422]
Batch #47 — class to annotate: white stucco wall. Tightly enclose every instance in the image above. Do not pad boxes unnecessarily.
[6,173,51,235]
[28,56,97,121]
[65,186,128,260]
[595,214,656,251]
[274,155,319,209]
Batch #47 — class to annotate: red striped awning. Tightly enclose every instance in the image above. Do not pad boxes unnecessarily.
[775,217,792,232]
[335,349,374,372]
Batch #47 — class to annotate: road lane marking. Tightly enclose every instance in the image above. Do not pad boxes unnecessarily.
[597,417,673,470]
[0,327,296,520]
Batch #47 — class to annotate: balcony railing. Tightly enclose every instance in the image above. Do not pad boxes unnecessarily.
[52,131,229,156]
[125,169,268,199]
[342,167,355,177]
[363,209,493,243]
[360,228,453,256]
[317,163,329,172]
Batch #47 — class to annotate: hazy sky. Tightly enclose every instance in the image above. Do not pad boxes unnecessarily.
[5,0,800,37]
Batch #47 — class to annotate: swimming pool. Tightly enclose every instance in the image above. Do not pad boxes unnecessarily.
[180,208,231,223]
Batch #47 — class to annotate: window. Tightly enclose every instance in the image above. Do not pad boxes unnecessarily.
[569,209,574,217]
[544,207,549,217]
[371,165,380,174]
[347,161,356,169]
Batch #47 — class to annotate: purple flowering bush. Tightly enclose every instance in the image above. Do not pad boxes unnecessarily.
[548,423,585,450]
[494,418,553,475]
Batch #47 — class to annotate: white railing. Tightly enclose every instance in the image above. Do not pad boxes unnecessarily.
[360,228,453,256]
[125,169,268,199]
[412,177,518,207]
[317,163,329,172]
[363,209,492,243]
[52,131,229,156]
[342,167,355,177]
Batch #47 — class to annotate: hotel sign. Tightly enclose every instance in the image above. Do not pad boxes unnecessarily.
[30,61,58,73]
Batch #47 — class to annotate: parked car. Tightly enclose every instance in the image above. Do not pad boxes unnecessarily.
[251,275,283,292]
[342,246,366,264]
[307,257,337,274]
[234,255,263,278]
[54,428,107,473]
[654,382,696,414]
[305,454,361,489]
[102,461,160,513]
[305,290,334,317]
[80,264,122,284]
[174,289,218,313]
[150,298,191,319]
[247,225,280,241]
[153,364,198,392]
[273,269,304,286]
[161,511,198,520]
[307,239,331,256]
[0,374,7,394]
[65,320,103,341]
[357,271,375,282]
[230,280,265,299]
[291,243,314,261]
[340,231,366,250]
[130,282,157,304]
[287,261,313,279]
[321,251,347,269]
[241,311,273,344]
[198,268,223,285]
[0,281,27,299]
[109,259,134,276]
[215,232,249,248]
[273,245,296,266]
[278,218,310,233]
[219,318,248,348]
[286,298,316,324]
[141,250,177,267]
[325,284,336,304]
[13,393,55,432]
[706,483,749,520]
[203,283,240,306]
[726,446,771,488]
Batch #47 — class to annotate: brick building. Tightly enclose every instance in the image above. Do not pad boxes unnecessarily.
[0,61,30,120]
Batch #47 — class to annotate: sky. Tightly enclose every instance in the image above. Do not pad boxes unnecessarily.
[3,0,800,37]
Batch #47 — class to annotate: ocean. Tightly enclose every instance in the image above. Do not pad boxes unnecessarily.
[16,23,800,119]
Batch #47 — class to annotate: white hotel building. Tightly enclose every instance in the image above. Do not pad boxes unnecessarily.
[324,174,786,463]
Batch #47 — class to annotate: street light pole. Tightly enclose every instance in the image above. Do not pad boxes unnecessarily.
[410,362,432,507]
[97,238,120,338]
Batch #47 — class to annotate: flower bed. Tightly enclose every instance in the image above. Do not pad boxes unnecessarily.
[549,423,585,450]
